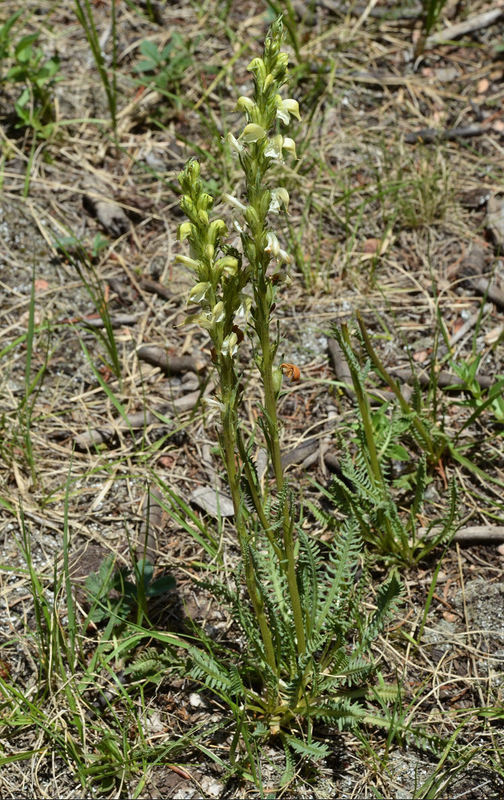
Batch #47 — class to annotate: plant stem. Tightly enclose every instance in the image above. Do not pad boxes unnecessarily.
[340,323,399,552]
[220,361,278,682]
[255,292,306,657]
[356,311,444,461]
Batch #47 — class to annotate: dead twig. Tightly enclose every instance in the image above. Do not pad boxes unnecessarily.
[425,7,504,50]
[420,525,504,544]
[327,337,406,402]
[405,125,486,145]
[137,345,206,375]
[139,277,173,302]
[78,313,140,328]
[389,367,495,391]
[468,277,504,311]
[74,383,215,449]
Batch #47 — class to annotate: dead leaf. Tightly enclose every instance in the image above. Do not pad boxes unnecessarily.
[484,324,504,345]
[158,455,175,469]
[190,486,234,518]
[363,238,380,254]
[413,349,431,363]
[451,318,464,335]
[360,231,394,260]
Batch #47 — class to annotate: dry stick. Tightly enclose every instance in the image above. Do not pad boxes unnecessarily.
[137,344,206,375]
[78,313,140,328]
[349,0,380,37]
[389,367,495,391]
[74,382,215,448]
[139,277,173,302]
[319,0,421,18]
[469,277,504,311]
[404,125,487,145]
[425,6,504,50]
[328,333,496,393]
[449,304,492,350]
[420,526,504,544]
[327,337,406,402]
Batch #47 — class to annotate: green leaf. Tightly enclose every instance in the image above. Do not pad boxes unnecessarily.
[14,33,39,59]
[284,735,330,759]
[147,574,176,596]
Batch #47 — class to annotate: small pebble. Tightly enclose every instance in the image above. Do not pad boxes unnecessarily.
[189,692,204,708]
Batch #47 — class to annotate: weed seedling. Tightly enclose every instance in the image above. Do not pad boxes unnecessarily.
[2,25,60,138]
[134,33,193,108]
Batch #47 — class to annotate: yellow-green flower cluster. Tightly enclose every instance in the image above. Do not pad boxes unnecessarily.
[226,30,300,167]
[223,18,300,279]
[176,19,300,367]
[176,160,248,357]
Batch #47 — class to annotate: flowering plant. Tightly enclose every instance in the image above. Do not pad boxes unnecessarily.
[174,18,400,755]
[177,16,304,685]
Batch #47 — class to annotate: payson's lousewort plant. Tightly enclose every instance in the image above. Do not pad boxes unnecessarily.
[174,19,400,752]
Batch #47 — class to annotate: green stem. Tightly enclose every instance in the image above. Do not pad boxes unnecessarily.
[255,290,306,657]
[340,323,397,551]
[237,435,284,561]
[356,311,441,461]
[220,362,278,681]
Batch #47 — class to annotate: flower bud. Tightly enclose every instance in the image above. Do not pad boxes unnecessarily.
[207,218,227,245]
[236,96,255,115]
[245,205,261,231]
[187,160,200,180]
[241,123,266,143]
[180,197,196,218]
[244,239,256,264]
[176,254,201,271]
[273,52,289,76]
[272,366,283,395]
[199,192,214,210]
[215,256,239,277]
[263,73,274,90]
[247,57,267,82]
[259,190,271,218]
[178,221,194,241]
[188,281,211,303]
